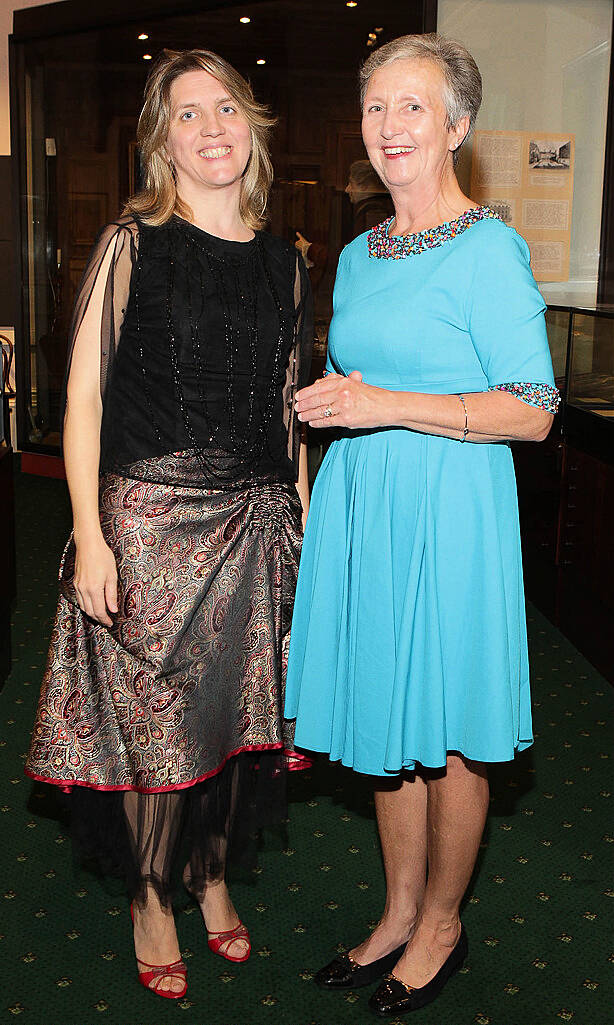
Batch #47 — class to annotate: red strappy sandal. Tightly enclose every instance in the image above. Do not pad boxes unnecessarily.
[131,904,188,999]
[207,922,251,963]
[135,957,188,999]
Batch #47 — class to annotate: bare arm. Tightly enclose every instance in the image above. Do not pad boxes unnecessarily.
[391,387,552,442]
[296,431,310,529]
[64,241,119,626]
[295,372,553,443]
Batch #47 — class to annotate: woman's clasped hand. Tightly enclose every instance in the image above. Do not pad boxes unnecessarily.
[295,370,389,429]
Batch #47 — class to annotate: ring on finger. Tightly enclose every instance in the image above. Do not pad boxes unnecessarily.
[324,405,334,418]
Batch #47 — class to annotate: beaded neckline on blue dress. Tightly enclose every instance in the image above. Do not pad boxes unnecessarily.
[367,205,501,260]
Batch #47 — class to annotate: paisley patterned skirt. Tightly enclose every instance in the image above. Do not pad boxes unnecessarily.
[25,467,306,899]
[27,471,304,790]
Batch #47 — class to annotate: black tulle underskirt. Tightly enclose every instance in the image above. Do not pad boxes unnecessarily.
[26,470,307,904]
[61,751,287,906]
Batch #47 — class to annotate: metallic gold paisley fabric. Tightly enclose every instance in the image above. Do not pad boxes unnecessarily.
[26,467,303,792]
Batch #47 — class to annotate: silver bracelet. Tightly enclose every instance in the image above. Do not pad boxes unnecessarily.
[458,394,469,442]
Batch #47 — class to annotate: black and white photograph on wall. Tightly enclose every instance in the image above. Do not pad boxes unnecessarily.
[529,138,572,169]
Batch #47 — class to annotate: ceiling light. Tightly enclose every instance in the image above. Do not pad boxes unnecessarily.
[143,53,152,60]
[240,16,251,23]
[375,27,383,33]
[138,33,149,40]
[256,58,266,65]
[346,2,358,7]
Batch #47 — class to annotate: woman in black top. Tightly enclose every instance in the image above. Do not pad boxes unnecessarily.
[26,49,312,1000]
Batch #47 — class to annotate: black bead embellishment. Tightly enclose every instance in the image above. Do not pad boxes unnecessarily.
[131,220,298,486]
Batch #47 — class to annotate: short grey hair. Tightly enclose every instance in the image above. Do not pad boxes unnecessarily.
[359,33,482,163]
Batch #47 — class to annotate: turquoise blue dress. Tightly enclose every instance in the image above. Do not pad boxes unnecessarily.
[284,210,558,776]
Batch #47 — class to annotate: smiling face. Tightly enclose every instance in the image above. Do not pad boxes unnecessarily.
[164,69,252,198]
[362,58,466,194]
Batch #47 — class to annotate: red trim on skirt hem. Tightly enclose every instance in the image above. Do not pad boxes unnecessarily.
[25,742,311,795]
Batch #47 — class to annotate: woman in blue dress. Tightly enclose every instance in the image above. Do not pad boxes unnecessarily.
[285,33,559,1017]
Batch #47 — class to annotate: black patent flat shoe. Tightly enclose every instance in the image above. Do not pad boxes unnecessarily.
[315,943,408,990]
[368,924,468,1015]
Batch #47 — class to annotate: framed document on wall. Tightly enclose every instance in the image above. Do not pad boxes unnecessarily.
[471,130,575,283]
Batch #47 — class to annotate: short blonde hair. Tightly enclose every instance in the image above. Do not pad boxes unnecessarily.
[360,33,482,163]
[126,49,277,229]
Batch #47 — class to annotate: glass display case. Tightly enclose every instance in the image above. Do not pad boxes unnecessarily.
[0,365,16,686]
[545,306,614,461]
[546,306,614,410]
[544,308,571,388]
[567,311,614,420]
[523,303,614,681]
[10,0,426,458]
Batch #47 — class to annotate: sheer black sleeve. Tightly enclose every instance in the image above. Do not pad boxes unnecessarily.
[283,253,314,475]
[60,216,138,439]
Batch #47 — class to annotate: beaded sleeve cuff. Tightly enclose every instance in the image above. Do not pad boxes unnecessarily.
[488,382,560,414]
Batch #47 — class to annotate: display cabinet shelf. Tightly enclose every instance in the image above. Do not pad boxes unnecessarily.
[514,304,614,682]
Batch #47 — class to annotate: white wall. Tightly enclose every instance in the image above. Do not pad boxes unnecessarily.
[0,0,67,155]
[439,0,612,305]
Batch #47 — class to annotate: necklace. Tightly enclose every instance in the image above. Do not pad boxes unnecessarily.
[368,206,501,260]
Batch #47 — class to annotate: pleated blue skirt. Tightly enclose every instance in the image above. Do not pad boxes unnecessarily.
[285,428,533,775]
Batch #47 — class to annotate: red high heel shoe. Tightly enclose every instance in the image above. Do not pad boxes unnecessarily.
[130,903,187,999]
[207,922,251,963]
[184,874,251,964]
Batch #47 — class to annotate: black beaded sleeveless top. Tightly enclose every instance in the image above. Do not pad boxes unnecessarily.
[63,215,313,489]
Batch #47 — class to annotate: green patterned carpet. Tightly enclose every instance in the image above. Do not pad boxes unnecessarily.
[1,470,612,1025]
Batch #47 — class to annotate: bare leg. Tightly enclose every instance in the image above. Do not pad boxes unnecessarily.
[183,761,249,958]
[183,863,250,959]
[131,885,184,994]
[190,878,250,958]
[350,773,427,964]
[125,792,184,995]
[393,753,489,986]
